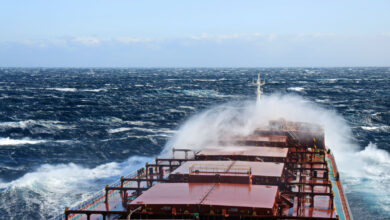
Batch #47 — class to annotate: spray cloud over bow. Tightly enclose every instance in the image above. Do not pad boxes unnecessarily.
[164,93,390,212]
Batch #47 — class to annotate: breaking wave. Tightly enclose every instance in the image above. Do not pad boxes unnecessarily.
[0,138,47,146]
[0,156,151,219]
[287,87,305,92]
[0,120,74,131]
[108,127,132,134]
[46,88,107,92]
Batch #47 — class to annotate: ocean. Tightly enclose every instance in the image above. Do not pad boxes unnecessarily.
[0,67,389,219]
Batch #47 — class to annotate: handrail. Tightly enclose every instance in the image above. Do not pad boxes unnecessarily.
[54,166,143,220]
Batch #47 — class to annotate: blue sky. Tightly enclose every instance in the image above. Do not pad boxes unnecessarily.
[0,0,389,67]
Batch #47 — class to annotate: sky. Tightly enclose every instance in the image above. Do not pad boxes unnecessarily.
[0,0,389,67]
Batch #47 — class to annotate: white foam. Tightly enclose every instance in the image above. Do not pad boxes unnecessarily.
[362,126,379,131]
[131,127,175,134]
[287,87,305,92]
[46,88,77,92]
[178,105,196,110]
[46,88,107,92]
[0,138,47,146]
[192,79,217,82]
[79,89,107,92]
[0,156,151,216]
[108,127,131,134]
[181,89,238,98]
[0,120,75,131]
[125,121,156,126]
[361,125,390,132]
[167,109,187,114]
[324,78,339,83]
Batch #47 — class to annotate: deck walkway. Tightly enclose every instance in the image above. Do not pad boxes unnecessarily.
[326,153,352,220]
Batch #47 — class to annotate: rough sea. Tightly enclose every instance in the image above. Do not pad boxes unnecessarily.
[0,67,389,220]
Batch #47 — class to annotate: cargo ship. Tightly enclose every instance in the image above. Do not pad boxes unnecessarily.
[59,74,352,220]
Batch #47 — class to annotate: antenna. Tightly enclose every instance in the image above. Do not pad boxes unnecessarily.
[256,71,265,105]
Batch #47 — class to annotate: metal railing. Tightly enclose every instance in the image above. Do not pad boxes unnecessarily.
[54,166,142,220]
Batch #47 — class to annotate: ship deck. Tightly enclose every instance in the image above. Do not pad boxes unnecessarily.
[62,120,352,220]
[65,154,351,220]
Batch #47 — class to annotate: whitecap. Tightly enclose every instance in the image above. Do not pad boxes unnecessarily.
[361,126,379,131]
[181,89,237,98]
[108,127,131,134]
[0,138,47,146]
[325,78,339,83]
[46,88,77,92]
[0,120,74,130]
[125,121,156,126]
[131,127,175,134]
[0,156,151,217]
[192,79,217,82]
[167,109,186,114]
[287,87,305,92]
[361,125,390,132]
[79,89,107,92]
[178,105,195,110]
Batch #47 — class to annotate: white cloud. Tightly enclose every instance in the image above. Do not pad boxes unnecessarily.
[115,36,153,44]
[19,39,47,48]
[72,36,101,46]
[2,33,389,67]
[188,33,276,43]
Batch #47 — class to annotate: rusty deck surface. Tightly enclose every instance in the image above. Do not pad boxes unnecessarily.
[131,183,212,205]
[202,183,278,209]
[129,182,279,209]
[197,145,288,158]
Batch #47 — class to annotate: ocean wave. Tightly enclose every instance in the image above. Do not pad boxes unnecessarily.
[0,156,151,218]
[46,88,107,92]
[81,117,123,124]
[287,87,305,92]
[79,88,107,92]
[0,120,74,130]
[324,78,339,83]
[178,105,196,110]
[46,88,77,92]
[124,121,156,126]
[131,127,175,134]
[361,125,390,132]
[192,79,217,82]
[181,89,238,98]
[344,143,390,215]
[167,109,187,114]
[0,138,73,146]
[0,138,47,146]
[108,127,131,134]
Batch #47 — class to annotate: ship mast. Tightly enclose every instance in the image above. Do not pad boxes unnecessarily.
[256,71,265,105]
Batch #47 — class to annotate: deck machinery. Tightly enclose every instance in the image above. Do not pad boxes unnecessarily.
[63,119,352,220]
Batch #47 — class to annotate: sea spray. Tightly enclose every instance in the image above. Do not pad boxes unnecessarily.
[164,94,390,218]
[0,156,151,219]
[164,93,358,158]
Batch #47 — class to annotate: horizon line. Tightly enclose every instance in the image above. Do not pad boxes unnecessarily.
[1,66,390,69]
